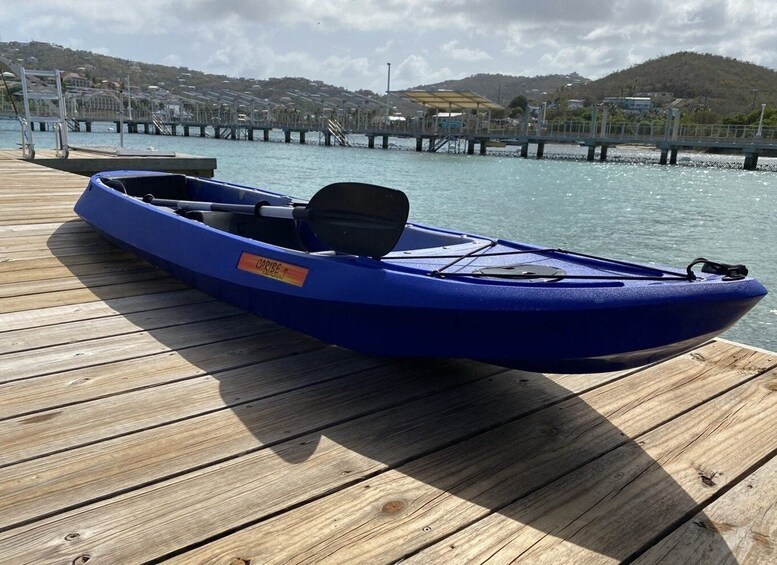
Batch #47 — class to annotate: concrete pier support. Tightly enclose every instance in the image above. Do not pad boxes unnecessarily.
[428,137,436,151]
[382,135,389,149]
[263,129,270,141]
[299,131,305,144]
[587,145,596,161]
[599,145,608,162]
[416,137,423,152]
[479,141,487,155]
[536,142,545,159]
[200,126,206,137]
[171,125,177,136]
[670,148,678,165]
[467,139,475,155]
[367,136,375,148]
[247,128,253,141]
[744,152,759,170]
[520,143,528,158]
[659,148,668,165]
[284,130,291,143]
[214,127,221,139]
[230,127,237,140]
[324,132,331,146]
[142,123,148,135]
[183,126,190,137]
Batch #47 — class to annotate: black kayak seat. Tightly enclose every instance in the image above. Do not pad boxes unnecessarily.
[103,174,189,200]
[185,210,307,251]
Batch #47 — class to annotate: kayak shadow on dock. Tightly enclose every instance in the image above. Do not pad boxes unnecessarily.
[43,220,738,563]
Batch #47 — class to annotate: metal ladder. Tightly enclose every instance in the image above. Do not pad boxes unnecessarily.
[19,67,69,158]
[327,118,352,146]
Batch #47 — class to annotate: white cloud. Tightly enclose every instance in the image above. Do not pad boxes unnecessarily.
[3,0,777,89]
[441,41,492,62]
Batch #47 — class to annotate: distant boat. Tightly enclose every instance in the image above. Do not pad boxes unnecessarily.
[75,171,767,373]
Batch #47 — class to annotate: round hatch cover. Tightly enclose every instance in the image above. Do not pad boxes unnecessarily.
[473,264,566,280]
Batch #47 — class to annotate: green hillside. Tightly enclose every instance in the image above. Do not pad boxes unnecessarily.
[557,52,777,119]
[3,41,777,122]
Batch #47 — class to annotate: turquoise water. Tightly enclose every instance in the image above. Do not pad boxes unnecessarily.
[2,121,776,353]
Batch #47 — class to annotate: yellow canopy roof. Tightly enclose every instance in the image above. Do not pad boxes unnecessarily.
[397,90,503,111]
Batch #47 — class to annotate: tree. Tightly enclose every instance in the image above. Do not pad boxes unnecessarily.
[507,95,528,111]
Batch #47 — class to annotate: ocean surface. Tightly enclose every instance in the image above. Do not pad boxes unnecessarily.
[2,119,776,354]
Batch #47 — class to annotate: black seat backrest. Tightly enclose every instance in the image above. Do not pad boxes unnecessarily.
[185,211,307,251]
[103,174,189,200]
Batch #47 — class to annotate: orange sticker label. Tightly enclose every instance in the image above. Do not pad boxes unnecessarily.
[237,252,309,287]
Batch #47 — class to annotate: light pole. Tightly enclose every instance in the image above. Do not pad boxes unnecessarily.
[385,62,391,124]
[756,103,766,138]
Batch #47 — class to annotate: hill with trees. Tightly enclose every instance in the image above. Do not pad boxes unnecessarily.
[554,52,777,122]
[3,41,777,125]
[410,72,589,107]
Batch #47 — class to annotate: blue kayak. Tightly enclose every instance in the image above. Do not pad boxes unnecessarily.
[75,171,767,373]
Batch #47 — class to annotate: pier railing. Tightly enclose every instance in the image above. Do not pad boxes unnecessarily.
[4,105,776,147]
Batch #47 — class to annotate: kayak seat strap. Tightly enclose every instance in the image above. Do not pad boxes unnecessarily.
[185,211,308,251]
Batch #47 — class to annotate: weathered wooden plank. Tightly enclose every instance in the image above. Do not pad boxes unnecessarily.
[2,342,770,564]
[0,288,212,332]
[0,276,189,314]
[162,342,777,565]
[0,313,276,384]
[396,368,777,565]
[0,221,89,240]
[1,249,134,271]
[0,356,500,533]
[0,255,153,284]
[0,330,318,420]
[0,329,326,467]
[633,452,777,565]
[0,300,240,354]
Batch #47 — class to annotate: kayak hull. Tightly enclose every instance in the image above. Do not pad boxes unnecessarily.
[75,171,767,373]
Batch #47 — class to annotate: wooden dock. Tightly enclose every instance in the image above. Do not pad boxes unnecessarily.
[1,154,777,564]
[0,147,216,177]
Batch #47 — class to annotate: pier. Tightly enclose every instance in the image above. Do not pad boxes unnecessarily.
[2,154,777,563]
[0,146,216,177]
[27,113,777,171]
[5,83,777,170]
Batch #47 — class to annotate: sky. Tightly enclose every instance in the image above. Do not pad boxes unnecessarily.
[2,0,777,93]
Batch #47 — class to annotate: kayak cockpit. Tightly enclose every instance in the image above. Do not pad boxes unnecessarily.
[98,172,476,255]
